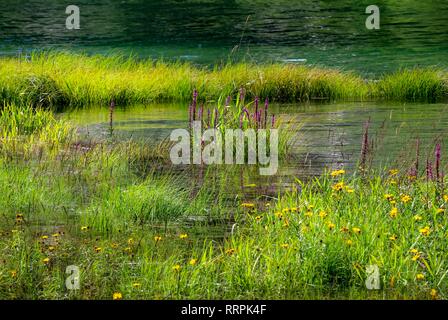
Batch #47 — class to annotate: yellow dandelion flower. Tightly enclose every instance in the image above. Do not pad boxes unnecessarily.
[400,195,412,204]
[389,169,399,176]
[327,222,336,230]
[430,289,438,300]
[172,264,181,272]
[112,292,122,300]
[291,207,298,212]
[94,246,102,253]
[340,226,349,233]
[282,208,291,213]
[352,227,361,235]
[419,226,431,236]
[390,207,398,218]
[318,211,327,218]
[443,195,448,202]
[332,182,345,192]
[154,236,162,242]
[416,273,425,281]
[274,212,283,219]
[179,233,188,240]
[189,258,197,266]
[330,169,345,177]
[414,215,423,222]
[389,234,397,241]
[384,194,394,201]
[42,257,50,265]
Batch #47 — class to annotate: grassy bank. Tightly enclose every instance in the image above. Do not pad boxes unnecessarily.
[0,52,446,109]
[0,104,447,299]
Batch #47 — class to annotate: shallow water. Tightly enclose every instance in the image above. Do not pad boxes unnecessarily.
[1,0,448,75]
[66,101,448,188]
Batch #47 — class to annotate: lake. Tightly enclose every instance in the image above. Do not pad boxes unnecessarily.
[1,0,447,75]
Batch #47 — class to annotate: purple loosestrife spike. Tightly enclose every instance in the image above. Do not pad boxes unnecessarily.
[427,158,433,181]
[239,87,246,104]
[214,108,219,128]
[207,109,211,128]
[225,96,231,107]
[264,98,269,128]
[360,119,370,172]
[188,105,192,124]
[192,90,198,121]
[254,96,259,119]
[199,104,204,124]
[435,143,441,181]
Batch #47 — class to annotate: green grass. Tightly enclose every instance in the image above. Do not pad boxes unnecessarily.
[0,52,446,110]
[0,103,447,300]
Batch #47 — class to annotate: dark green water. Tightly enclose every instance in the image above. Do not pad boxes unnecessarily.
[1,0,447,75]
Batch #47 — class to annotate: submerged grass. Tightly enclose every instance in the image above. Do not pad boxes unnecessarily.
[0,52,446,109]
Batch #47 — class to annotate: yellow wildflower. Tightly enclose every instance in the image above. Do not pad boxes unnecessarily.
[112,292,122,300]
[327,222,336,230]
[189,258,197,266]
[172,264,181,272]
[330,169,345,177]
[318,211,327,218]
[94,246,102,253]
[436,208,445,214]
[352,227,361,235]
[132,282,141,288]
[384,194,394,201]
[81,226,89,231]
[414,215,423,222]
[179,233,188,240]
[42,257,50,265]
[444,195,448,202]
[225,248,236,256]
[127,238,134,245]
[390,207,398,218]
[346,239,353,246]
[389,169,399,176]
[389,234,397,241]
[430,289,438,300]
[332,182,345,192]
[280,243,289,249]
[400,195,412,204]
[241,203,255,209]
[416,273,425,281]
[419,226,431,236]
[154,236,162,242]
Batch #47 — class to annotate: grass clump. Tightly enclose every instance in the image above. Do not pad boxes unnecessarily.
[0,52,446,109]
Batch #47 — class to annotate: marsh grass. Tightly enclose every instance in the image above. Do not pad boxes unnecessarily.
[0,103,447,300]
[0,52,446,109]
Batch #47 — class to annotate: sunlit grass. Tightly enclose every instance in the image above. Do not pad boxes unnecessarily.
[1,52,445,109]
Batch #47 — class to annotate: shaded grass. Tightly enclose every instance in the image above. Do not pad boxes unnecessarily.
[0,52,446,109]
